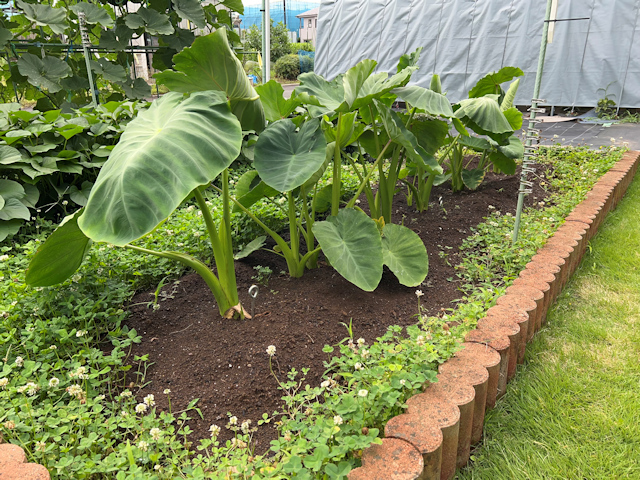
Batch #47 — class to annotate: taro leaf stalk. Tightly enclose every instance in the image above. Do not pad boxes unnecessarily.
[26,91,250,318]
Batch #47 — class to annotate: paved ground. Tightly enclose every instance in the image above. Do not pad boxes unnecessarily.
[536,121,640,150]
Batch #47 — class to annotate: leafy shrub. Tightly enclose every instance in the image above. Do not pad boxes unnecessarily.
[275,54,301,80]
[290,42,315,53]
[299,54,315,74]
[0,101,147,241]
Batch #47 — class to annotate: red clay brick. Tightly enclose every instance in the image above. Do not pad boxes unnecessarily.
[348,438,424,480]
[453,342,501,409]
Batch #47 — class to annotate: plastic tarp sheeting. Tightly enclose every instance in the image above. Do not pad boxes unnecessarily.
[315,0,640,108]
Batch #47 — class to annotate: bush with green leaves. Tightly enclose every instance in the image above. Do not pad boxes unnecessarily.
[274,54,301,80]
[290,42,315,53]
[243,20,291,63]
[0,0,244,109]
[0,100,146,241]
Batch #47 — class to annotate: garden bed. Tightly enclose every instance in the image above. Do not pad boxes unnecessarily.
[125,164,548,451]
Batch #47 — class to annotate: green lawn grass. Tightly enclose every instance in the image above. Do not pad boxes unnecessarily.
[457,173,640,479]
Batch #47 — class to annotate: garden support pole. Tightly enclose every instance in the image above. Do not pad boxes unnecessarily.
[77,13,98,107]
[512,0,553,242]
[262,0,271,82]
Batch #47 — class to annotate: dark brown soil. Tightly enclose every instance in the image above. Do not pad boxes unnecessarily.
[124,165,548,453]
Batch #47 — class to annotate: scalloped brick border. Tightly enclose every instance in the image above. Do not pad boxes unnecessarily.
[348,151,640,480]
[0,443,50,479]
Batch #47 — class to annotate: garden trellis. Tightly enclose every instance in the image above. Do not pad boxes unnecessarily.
[315,0,640,109]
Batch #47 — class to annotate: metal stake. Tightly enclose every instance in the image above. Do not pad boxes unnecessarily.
[248,285,259,318]
[512,0,553,242]
[77,13,97,107]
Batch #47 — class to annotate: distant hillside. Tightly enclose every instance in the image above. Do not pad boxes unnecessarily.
[240,4,320,32]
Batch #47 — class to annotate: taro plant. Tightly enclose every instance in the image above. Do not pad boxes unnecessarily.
[26,30,264,319]
[438,67,525,192]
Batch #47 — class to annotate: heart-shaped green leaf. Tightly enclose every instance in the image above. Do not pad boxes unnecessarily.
[0,145,23,165]
[255,80,302,122]
[118,78,151,100]
[26,210,92,287]
[172,0,206,28]
[0,219,23,242]
[18,54,72,93]
[70,3,114,27]
[455,95,513,140]
[294,72,345,112]
[254,118,327,192]
[125,8,174,35]
[17,0,67,34]
[99,24,133,51]
[382,223,429,287]
[91,58,127,83]
[393,86,454,117]
[78,91,242,246]
[462,168,486,190]
[313,209,383,292]
[232,170,278,212]
[411,118,450,156]
[154,30,265,132]
[469,66,524,98]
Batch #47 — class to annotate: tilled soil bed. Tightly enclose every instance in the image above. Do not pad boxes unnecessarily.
[125,165,548,452]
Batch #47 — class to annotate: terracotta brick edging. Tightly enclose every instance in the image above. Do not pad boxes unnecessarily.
[348,151,640,480]
[0,444,50,479]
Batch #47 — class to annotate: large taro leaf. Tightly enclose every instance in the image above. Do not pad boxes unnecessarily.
[488,135,523,175]
[90,58,127,83]
[501,78,520,111]
[397,47,423,73]
[232,170,278,212]
[503,106,523,131]
[124,8,174,35]
[255,80,302,123]
[458,135,492,152]
[172,0,206,28]
[411,118,450,156]
[344,61,416,112]
[17,0,67,34]
[78,91,242,246]
[313,208,383,292]
[469,66,524,99]
[381,223,429,287]
[70,3,114,27]
[455,95,513,141]
[18,54,72,93]
[0,179,29,221]
[26,210,92,287]
[294,72,345,113]
[253,118,327,192]
[393,86,453,117]
[154,30,264,132]
[462,168,486,190]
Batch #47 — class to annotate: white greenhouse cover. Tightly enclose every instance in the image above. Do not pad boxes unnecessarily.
[316,0,640,108]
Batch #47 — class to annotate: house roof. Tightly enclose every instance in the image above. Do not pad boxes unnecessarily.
[296,7,319,18]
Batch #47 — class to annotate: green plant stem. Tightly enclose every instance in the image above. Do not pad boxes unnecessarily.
[288,191,299,261]
[346,139,394,209]
[124,244,232,315]
[331,112,343,216]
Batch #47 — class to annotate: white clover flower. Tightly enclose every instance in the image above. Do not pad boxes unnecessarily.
[48,377,60,388]
[354,362,363,371]
[96,394,105,401]
[0,255,9,261]
[66,384,84,399]
[610,137,616,143]
[120,410,129,418]
[35,440,46,452]
[135,403,148,414]
[278,197,286,205]
[209,424,221,437]
[193,231,202,237]
[150,427,162,441]
[360,349,370,359]
[266,345,276,357]
[400,379,406,386]
[163,389,171,394]
[120,390,132,398]
[3,420,15,430]
[228,415,238,426]
[165,230,174,236]
[487,205,495,210]
[76,330,88,338]
[186,205,195,212]
[206,201,213,206]
[415,290,424,298]
[357,338,365,346]
[320,380,331,389]
[358,389,368,397]
[71,274,82,283]
[138,440,149,452]
[143,394,155,407]
[416,335,425,346]
[197,211,203,217]
[17,385,27,394]
[241,419,251,434]
[333,415,343,426]
[231,438,247,448]
[0,378,8,388]
[154,465,161,471]
[15,356,23,367]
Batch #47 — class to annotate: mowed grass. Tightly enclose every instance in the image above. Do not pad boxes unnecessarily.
[457,174,640,480]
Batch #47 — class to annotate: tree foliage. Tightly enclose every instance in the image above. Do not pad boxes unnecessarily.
[0,0,244,109]
[243,20,291,63]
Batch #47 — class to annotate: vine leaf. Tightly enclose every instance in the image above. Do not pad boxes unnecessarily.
[172,0,206,28]
[16,0,68,35]
[90,58,127,83]
[125,7,174,36]
[99,24,133,51]
[70,3,115,28]
[17,54,72,93]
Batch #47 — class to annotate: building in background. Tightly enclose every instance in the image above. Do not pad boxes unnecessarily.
[297,7,319,46]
